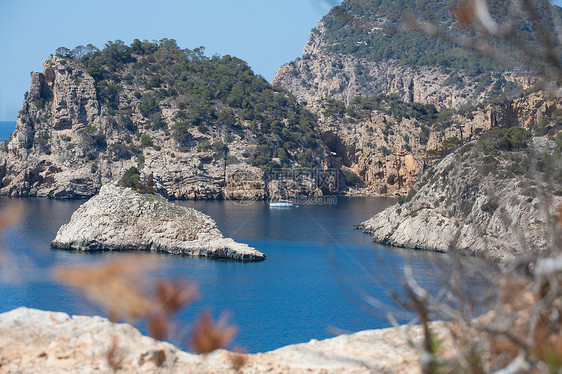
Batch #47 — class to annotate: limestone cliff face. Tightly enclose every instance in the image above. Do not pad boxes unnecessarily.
[317,92,561,196]
[358,137,562,262]
[271,11,548,197]
[0,55,333,199]
[274,52,537,110]
[319,108,488,195]
[273,19,537,110]
[3,58,104,198]
[276,52,477,110]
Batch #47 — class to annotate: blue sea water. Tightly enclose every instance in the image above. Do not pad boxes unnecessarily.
[0,121,15,141]
[0,196,468,352]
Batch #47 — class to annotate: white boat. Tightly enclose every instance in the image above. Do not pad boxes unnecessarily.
[269,199,294,208]
[269,179,294,208]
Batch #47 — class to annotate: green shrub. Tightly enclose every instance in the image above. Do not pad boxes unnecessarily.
[140,133,153,148]
[461,199,475,217]
[342,168,366,188]
[211,140,228,153]
[138,93,160,118]
[197,124,209,134]
[400,187,418,204]
[118,167,154,194]
[442,136,461,151]
[171,121,192,145]
[481,200,499,213]
[109,143,134,160]
[34,98,47,109]
[478,127,530,152]
[149,113,166,130]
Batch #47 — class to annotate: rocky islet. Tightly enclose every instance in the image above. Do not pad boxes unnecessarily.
[51,184,265,261]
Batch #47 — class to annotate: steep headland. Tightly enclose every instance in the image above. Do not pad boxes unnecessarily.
[358,130,562,262]
[0,40,334,199]
[272,0,556,109]
[51,184,265,261]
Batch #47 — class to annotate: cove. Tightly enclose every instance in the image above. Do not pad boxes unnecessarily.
[0,196,455,352]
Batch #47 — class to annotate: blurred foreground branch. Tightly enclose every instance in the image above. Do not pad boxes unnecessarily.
[53,256,237,355]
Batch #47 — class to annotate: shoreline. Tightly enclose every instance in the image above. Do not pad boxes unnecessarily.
[0,307,438,373]
[0,189,404,200]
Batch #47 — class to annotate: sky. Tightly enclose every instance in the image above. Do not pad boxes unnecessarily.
[2,0,562,121]
[0,0,342,121]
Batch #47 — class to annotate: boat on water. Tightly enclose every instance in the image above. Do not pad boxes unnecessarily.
[269,179,294,208]
[269,199,294,208]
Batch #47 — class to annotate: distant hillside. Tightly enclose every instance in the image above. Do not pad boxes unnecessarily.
[270,0,562,196]
[272,0,559,108]
[317,0,560,73]
[0,40,334,199]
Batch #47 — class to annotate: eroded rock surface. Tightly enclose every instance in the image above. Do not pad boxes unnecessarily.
[0,307,446,373]
[269,3,562,197]
[0,52,332,200]
[358,137,562,262]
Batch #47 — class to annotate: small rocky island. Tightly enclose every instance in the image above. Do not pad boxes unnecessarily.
[51,184,265,261]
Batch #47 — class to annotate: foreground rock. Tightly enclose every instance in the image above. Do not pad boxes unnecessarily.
[0,307,445,373]
[51,184,265,262]
[358,135,562,263]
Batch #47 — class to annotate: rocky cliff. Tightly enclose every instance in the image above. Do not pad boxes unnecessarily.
[316,92,562,195]
[273,50,537,111]
[4,2,562,201]
[358,133,562,262]
[0,40,337,199]
[0,307,448,373]
[272,0,550,109]
[269,0,562,196]
[51,184,265,261]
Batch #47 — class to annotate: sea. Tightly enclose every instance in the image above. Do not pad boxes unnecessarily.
[0,195,474,353]
[0,120,478,353]
[0,121,15,141]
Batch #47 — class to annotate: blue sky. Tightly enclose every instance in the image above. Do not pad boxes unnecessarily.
[0,0,341,121]
[1,0,561,121]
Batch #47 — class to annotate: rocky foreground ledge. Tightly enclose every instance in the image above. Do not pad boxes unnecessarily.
[0,307,438,373]
[51,184,265,262]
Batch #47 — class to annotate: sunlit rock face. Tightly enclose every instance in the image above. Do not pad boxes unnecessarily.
[51,184,265,262]
[0,51,332,200]
[358,137,561,262]
[0,306,447,373]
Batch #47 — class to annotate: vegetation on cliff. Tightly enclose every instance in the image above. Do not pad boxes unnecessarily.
[0,39,332,199]
[322,94,464,139]
[317,0,561,75]
[52,39,320,171]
